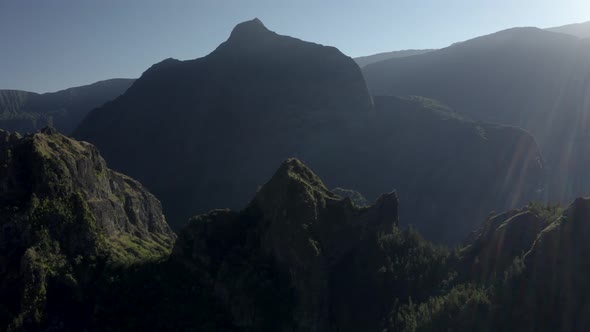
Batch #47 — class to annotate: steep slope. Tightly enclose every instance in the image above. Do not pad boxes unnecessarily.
[170,158,451,332]
[459,203,559,283]
[74,20,543,244]
[366,96,543,243]
[100,166,590,332]
[354,49,434,67]
[547,21,590,39]
[446,197,590,331]
[0,79,134,135]
[510,197,590,330]
[1,151,588,331]
[74,19,374,227]
[387,196,590,331]
[0,127,175,331]
[362,27,590,202]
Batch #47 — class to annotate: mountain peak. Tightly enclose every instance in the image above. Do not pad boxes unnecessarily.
[234,17,266,30]
[228,18,273,42]
[255,158,337,204]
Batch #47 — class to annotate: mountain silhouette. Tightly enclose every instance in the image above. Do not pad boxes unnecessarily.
[547,20,590,39]
[74,20,543,244]
[354,49,434,67]
[363,27,590,203]
[0,79,134,135]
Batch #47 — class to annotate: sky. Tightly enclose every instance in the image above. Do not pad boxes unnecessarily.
[1,0,589,93]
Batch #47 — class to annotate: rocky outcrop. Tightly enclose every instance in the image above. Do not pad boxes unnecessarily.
[451,197,590,330]
[0,127,174,331]
[332,187,370,206]
[461,208,549,282]
[513,198,590,330]
[173,159,401,332]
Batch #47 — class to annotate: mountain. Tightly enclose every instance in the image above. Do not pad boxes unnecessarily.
[369,96,543,243]
[117,158,454,331]
[547,21,590,39]
[458,197,590,331]
[125,160,590,331]
[172,158,408,331]
[512,197,590,330]
[0,79,134,135]
[74,19,543,244]
[0,127,175,330]
[362,27,590,203]
[460,202,559,283]
[0,157,451,331]
[354,49,434,67]
[75,18,373,228]
[97,160,590,331]
[2,152,589,331]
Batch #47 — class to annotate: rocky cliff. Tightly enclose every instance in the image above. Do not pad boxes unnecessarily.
[510,198,590,330]
[172,159,449,332]
[0,127,174,331]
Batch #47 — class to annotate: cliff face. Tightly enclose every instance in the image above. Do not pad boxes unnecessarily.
[172,159,410,332]
[514,198,590,330]
[0,127,174,331]
[456,198,590,331]
[461,208,550,282]
[367,96,544,243]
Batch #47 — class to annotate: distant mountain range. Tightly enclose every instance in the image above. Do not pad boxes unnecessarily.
[73,19,542,244]
[354,49,434,67]
[362,26,590,203]
[0,79,134,135]
[3,17,590,331]
[547,20,590,39]
[353,20,589,69]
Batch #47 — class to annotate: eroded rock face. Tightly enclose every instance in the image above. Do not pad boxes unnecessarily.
[457,198,590,331]
[0,128,175,331]
[0,128,174,241]
[462,209,548,282]
[516,198,590,330]
[173,158,400,332]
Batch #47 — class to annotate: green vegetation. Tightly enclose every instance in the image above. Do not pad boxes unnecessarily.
[390,284,491,332]
[109,233,172,265]
[0,129,174,331]
[332,187,370,206]
[526,201,563,223]
[0,129,587,330]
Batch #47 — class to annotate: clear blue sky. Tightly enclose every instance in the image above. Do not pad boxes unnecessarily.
[1,0,588,93]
